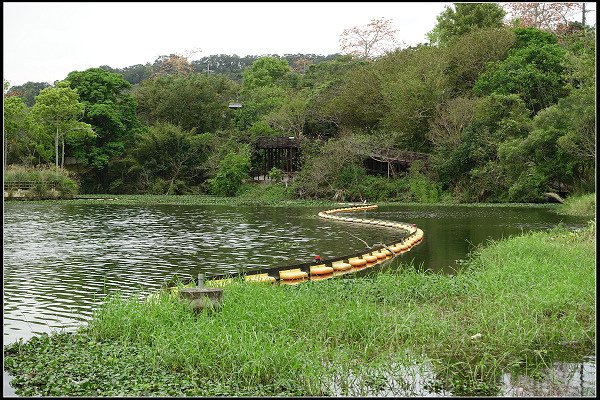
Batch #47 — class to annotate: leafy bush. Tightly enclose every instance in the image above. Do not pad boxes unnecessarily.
[4,165,79,199]
[407,162,442,203]
[208,146,251,196]
[355,175,410,202]
[131,122,212,195]
[267,167,285,182]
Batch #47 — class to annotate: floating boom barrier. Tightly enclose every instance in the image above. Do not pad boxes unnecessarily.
[181,204,425,287]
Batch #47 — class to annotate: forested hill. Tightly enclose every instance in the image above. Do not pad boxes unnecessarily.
[6,54,341,101]
[101,53,342,85]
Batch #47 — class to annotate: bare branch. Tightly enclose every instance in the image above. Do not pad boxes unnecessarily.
[339,17,400,60]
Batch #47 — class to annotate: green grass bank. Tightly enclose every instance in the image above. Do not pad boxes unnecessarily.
[557,193,596,217]
[6,190,564,210]
[3,165,79,199]
[4,221,595,396]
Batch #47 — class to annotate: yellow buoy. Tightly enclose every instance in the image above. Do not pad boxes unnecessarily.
[280,277,308,285]
[348,257,367,267]
[382,248,392,257]
[244,273,276,283]
[372,251,386,260]
[362,254,378,263]
[310,264,334,275]
[206,278,235,287]
[332,261,352,271]
[279,268,308,280]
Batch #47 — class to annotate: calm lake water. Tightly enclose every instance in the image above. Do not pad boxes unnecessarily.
[3,201,588,344]
[3,201,593,396]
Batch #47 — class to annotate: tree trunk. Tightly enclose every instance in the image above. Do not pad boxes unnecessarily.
[61,135,65,169]
[55,126,59,168]
[545,192,565,203]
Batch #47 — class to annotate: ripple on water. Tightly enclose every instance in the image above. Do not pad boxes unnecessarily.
[4,202,589,347]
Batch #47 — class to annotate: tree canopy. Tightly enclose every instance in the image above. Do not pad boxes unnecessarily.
[427,2,506,46]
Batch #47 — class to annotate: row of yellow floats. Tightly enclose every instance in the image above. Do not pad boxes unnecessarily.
[233,204,424,286]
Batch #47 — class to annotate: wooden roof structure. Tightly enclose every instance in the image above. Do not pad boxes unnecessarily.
[256,136,299,149]
[369,148,430,166]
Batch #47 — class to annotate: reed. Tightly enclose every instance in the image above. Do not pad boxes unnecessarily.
[557,193,596,217]
[4,165,79,199]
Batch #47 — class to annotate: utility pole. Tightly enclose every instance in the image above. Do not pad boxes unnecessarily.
[581,2,594,26]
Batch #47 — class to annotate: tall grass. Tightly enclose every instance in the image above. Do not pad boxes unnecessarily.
[4,223,595,396]
[557,193,596,217]
[237,182,294,201]
[4,165,79,199]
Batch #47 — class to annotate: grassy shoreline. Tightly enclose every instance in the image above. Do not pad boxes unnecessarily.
[5,192,563,209]
[4,222,595,396]
[556,193,596,217]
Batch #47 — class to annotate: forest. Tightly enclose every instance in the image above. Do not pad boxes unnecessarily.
[3,3,596,203]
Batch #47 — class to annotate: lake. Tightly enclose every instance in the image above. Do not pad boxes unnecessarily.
[3,201,587,345]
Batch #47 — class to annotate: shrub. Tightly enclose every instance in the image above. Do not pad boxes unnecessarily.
[208,146,251,196]
[4,165,79,199]
[267,167,285,182]
[407,162,442,203]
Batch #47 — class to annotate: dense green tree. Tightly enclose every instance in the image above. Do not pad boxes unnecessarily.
[6,81,51,106]
[427,96,483,152]
[432,94,531,201]
[134,73,238,134]
[128,122,212,194]
[62,68,139,191]
[473,28,567,114]
[561,28,596,90]
[265,89,310,138]
[328,62,385,133]
[3,96,32,166]
[234,85,287,133]
[498,86,595,200]
[242,57,292,89]
[208,145,251,196]
[29,86,95,168]
[379,46,451,152]
[300,55,366,138]
[444,27,516,94]
[427,3,506,46]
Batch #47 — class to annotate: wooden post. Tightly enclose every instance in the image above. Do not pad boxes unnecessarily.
[179,287,223,313]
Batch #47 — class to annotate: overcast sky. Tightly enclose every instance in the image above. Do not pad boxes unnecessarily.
[3,2,596,87]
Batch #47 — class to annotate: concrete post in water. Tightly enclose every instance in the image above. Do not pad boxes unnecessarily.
[197,273,204,288]
[179,287,223,313]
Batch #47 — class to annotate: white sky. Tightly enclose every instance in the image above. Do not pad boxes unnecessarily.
[3,2,596,87]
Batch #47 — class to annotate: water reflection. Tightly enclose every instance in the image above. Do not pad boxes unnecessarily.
[327,357,596,397]
[502,356,596,397]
